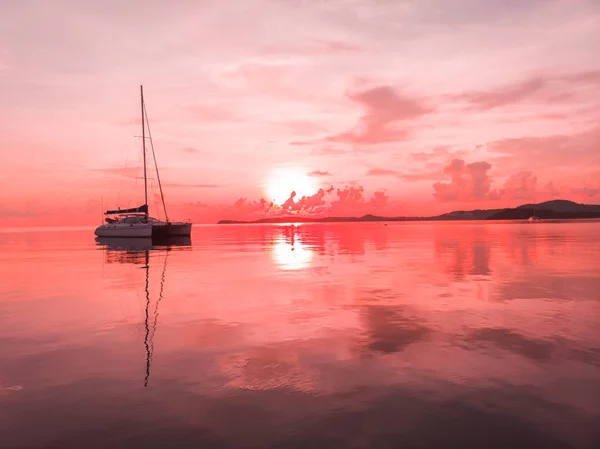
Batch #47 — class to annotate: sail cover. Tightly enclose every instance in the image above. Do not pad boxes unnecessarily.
[105,204,148,215]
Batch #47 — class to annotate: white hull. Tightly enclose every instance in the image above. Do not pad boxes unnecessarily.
[94,223,153,238]
[94,221,191,238]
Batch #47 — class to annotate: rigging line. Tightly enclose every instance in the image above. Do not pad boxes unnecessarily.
[143,250,152,387]
[142,100,169,222]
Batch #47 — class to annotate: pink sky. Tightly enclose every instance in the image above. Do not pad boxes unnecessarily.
[1,0,599,225]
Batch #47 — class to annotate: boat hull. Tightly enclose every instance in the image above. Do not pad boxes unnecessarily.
[94,223,154,238]
[152,222,192,237]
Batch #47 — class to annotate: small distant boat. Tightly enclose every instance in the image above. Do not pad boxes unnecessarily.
[95,86,192,238]
[528,197,540,222]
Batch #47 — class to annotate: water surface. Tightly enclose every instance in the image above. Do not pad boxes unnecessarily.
[1,221,599,448]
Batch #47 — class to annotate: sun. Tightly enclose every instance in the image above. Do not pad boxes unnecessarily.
[266,168,318,205]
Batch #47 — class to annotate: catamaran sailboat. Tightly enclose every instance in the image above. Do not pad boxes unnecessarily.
[528,197,540,222]
[94,86,192,238]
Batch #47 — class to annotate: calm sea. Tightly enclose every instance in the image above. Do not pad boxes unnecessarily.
[1,221,599,449]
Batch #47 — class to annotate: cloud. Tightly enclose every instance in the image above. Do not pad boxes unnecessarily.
[542,181,560,197]
[329,185,389,215]
[571,187,600,199]
[487,126,600,168]
[559,70,600,86]
[283,187,334,213]
[220,183,390,221]
[369,190,389,209]
[433,159,496,202]
[232,197,274,215]
[410,146,469,162]
[454,70,600,111]
[499,171,537,200]
[432,160,573,204]
[0,200,52,218]
[398,169,445,182]
[0,207,45,218]
[307,170,331,177]
[326,85,433,145]
[366,165,447,182]
[367,168,397,176]
[457,77,548,111]
[94,167,144,178]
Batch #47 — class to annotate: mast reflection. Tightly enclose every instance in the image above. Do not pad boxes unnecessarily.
[95,236,191,386]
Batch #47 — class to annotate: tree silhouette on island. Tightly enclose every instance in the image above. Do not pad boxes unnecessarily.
[217,200,600,224]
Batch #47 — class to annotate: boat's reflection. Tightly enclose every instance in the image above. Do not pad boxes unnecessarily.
[95,236,191,265]
[95,236,191,251]
[95,236,190,387]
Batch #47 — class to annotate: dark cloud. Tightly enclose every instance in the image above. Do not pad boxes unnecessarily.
[307,170,331,177]
[366,168,397,176]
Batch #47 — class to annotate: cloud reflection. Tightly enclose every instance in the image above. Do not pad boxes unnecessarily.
[356,305,432,355]
[2,223,600,448]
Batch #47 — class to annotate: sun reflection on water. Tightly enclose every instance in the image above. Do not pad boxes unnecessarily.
[272,239,313,270]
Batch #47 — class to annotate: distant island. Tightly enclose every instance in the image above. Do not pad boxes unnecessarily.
[217,200,600,224]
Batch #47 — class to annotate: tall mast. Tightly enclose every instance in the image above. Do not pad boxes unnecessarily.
[141,85,148,208]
